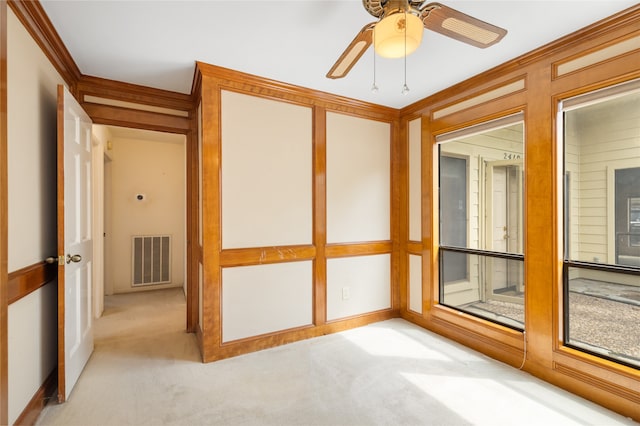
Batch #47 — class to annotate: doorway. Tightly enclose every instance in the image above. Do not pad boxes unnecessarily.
[92,125,187,317]
[484,160,524,302]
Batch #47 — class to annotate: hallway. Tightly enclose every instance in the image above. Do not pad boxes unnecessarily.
[36,289,635,426]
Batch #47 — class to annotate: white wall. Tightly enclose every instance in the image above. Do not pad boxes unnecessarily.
[326,254,391,321]
[6,8,62,424]
[326,112,390,243]
[409,254,422,314]
[91,125,110,317]
[221,90,312,249]
[222,261,313,342]
[108,132,186,294]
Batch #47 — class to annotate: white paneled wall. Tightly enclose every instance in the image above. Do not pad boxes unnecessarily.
[326,254,391,321]
[409,254,422,314]
[326,112,390,243]
[221,91,312,249]
[218,95,392,343]
[222,261,313,342]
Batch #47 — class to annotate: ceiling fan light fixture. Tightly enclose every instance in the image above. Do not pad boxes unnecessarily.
[374,12,423,58]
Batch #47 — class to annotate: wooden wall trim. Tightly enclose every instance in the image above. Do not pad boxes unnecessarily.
[82,103,190,134]
[12,368,56,426]
[77,75,193,113]
[199,74,222,362]
[7,261,56,305]
[325,241,392,258]
[0,0,8,422]
[186,113,198,333]
[196,62,399,120]
[7,0,80,92]
[220,245,316,268]
[313,106,327,327]
[205,310,397,362]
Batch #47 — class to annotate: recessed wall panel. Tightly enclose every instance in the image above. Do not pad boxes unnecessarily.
[326,112,390,243]
[409,118,421,242]
[222,261,313,342]
[409,254,422,314]
[326,254,391,321]
[221,91,312,248]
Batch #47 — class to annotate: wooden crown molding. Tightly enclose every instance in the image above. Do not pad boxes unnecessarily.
[8,0,81,90]
[77,75,193,113]
[400,4,640,116]
[195,61,400,120]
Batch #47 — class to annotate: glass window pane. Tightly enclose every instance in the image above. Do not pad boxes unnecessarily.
[562,80,640,369]
[564,88,640,267]
[441,250,524,330]
[439,122,524,254]
[566,267,640,368]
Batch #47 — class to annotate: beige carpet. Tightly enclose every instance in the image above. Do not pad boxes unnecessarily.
[36,288,635,426]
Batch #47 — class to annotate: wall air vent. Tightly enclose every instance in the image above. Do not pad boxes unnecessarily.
[132,235,171,286]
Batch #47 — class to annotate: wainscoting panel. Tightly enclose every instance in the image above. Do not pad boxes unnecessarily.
[222,261,313,342]
[326,254,391,321]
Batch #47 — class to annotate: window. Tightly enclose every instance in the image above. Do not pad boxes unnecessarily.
[561,80,640,368]
[438,114,525,330]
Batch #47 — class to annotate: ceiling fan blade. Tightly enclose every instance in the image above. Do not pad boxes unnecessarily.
[420,2,507,48]
[326,23,375,79]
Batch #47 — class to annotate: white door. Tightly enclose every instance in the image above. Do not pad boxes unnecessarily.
[484,160,523,301]
[57,85,94,402]
[489,166,509,293]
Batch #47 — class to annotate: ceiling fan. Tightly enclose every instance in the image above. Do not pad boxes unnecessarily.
[326,0,507,79]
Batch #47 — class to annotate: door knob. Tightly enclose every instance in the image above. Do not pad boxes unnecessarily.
[66,254,82,264]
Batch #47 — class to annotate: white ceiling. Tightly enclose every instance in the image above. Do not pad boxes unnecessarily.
[39,0,637,109]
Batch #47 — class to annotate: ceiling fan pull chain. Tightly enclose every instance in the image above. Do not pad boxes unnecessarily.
[402,10,410,95]
[371,28,379,93]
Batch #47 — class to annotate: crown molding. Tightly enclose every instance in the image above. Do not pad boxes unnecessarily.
[400,4,640,116]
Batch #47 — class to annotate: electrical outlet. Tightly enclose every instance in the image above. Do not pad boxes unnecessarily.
[342,286,350,300]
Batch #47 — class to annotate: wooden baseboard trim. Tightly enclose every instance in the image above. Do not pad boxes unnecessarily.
[13,368,56,426]
[8,262,56,305]
[203,310,399,363]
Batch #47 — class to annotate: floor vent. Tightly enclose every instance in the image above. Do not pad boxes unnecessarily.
[132,235,171,286]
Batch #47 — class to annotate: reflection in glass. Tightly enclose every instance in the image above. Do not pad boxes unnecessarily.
[440,122,524,255]
[441,250,524,329]
[564,90,640,267]
[566,267,640,368]
[439,120,525,330]
[562,82,640,369]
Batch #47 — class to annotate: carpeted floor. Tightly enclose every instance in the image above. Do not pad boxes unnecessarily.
[36,288,636,426]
